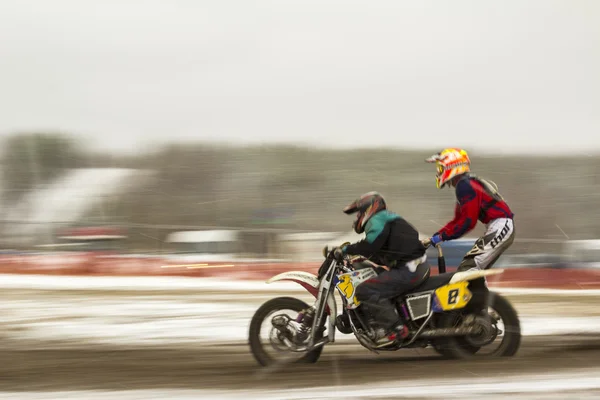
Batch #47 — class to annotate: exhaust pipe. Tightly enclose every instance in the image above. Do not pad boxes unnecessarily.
[418,326,478,338]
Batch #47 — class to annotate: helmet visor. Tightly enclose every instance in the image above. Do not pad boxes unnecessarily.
[436,164,444,178]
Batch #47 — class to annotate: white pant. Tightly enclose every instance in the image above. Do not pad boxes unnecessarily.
[459,218,515,271]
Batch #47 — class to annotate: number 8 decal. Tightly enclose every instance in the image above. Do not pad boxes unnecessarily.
[447,288,459,305]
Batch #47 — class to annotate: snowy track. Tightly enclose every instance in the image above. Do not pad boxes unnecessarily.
[1,274,600,346]
[1,274,600,399]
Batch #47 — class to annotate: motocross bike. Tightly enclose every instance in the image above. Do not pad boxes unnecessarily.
[248,242,521,367]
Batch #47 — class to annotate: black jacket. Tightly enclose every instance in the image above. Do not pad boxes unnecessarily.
[343,210,426,268]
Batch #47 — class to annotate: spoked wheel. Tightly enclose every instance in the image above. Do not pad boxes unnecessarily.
[433,292,521,359]
[248,297,325,367]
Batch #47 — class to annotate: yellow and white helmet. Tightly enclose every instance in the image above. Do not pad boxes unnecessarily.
[425,148,471,189]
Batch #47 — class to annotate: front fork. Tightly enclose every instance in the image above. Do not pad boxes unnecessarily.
[265,262,339,350]
[309,259,338,348]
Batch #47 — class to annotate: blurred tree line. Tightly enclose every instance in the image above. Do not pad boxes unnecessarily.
[1,133,84,203]
[2,133,600,244]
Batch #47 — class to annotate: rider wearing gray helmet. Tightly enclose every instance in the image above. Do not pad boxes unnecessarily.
[331,191,430,347]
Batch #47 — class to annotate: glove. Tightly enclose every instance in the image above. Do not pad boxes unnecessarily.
[430,234,443,246]
[322,242,350,260]
[331,246,345,261]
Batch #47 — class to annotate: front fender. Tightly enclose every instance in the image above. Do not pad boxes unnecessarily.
[267,271,337,318]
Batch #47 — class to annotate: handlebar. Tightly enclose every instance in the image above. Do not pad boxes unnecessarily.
[421,239,446,274]
[436,244,446,273]
[324,240,447,274]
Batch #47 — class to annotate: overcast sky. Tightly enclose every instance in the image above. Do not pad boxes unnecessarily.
[0,0,599,155]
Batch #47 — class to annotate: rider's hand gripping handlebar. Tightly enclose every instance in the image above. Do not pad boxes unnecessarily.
[421,239,446,273]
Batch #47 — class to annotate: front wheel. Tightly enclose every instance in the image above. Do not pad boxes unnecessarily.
[434,292,521,359]
[249,296,325,367]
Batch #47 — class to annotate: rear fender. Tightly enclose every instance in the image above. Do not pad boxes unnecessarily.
[433,269,504,312]
[449,268,504,284]
[267,271,337,317]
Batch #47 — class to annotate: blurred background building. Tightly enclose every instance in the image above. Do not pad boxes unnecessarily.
[0,133,598,269]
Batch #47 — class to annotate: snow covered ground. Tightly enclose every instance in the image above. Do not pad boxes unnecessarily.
[0,274,600,346]
[1,274,600,399]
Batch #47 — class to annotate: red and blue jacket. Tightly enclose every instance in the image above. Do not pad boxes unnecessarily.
[435,174,514,241]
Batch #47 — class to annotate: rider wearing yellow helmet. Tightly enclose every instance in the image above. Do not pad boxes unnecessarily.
[425,148,515,272]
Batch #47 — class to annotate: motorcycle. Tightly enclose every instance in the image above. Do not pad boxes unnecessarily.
[248,242,521,366]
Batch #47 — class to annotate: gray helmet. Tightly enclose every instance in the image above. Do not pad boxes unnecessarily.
[343,191,387,234]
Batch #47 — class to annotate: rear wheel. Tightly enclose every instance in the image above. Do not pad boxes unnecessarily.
[433,292,521,359]
[249,297,325,367]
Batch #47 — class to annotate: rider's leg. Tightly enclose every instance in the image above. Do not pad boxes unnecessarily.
[457,218,515,272]
[457,218,515,313]
[355,263,430,345]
